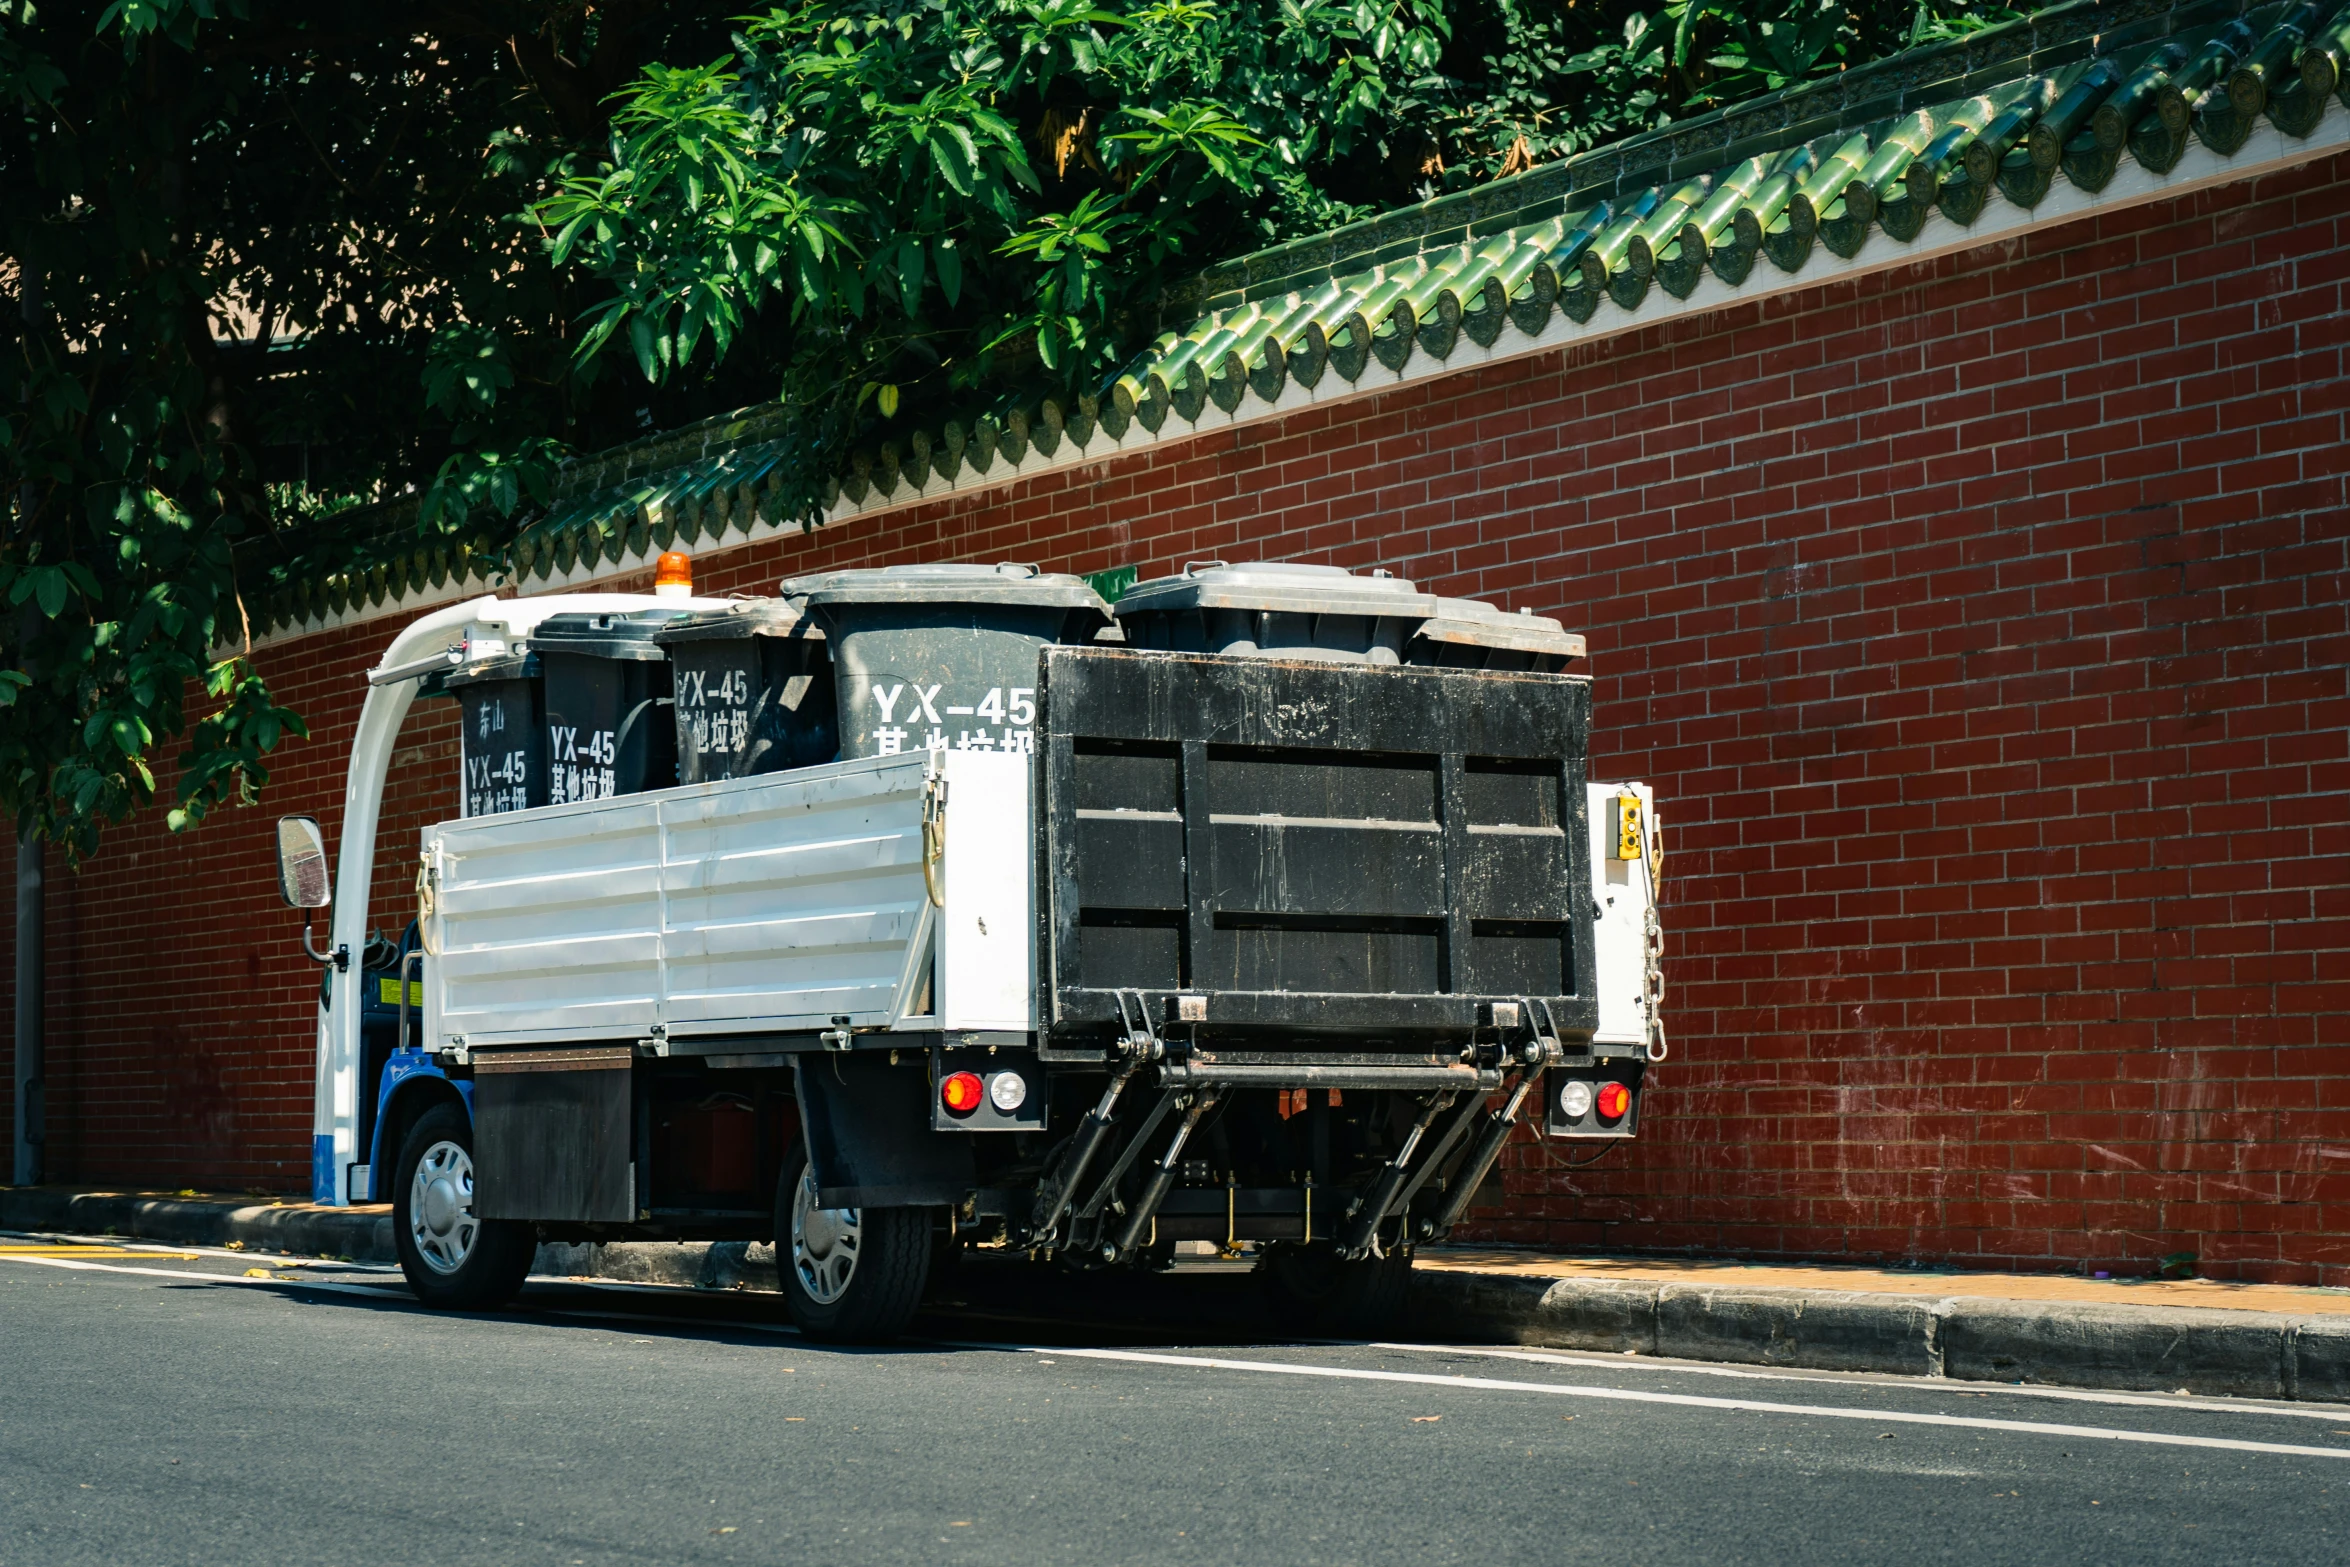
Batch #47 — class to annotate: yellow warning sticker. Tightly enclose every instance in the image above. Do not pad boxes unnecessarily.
[378,976,425,1007]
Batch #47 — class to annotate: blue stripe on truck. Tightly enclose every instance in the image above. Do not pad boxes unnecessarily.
[312,1134,337,1205]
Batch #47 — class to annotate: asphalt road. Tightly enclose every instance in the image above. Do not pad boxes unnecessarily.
[3,1235,2346,1566]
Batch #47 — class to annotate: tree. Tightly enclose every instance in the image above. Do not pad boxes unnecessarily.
[0,1,763,855]
[544,0,2018,518]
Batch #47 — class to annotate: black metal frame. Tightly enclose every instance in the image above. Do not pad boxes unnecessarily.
[1036,647,1598,1050]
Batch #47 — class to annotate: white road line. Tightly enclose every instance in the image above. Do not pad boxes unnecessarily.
[1374,1341,2350,1421]
[1019,1345,2350,1461]
[0,1253,411,1298]
[0,1252,799,1332]
[0,1228,405,1271]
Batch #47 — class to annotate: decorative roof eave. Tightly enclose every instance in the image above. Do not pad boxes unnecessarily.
[809,103,2348,533]
[248,406,804,647]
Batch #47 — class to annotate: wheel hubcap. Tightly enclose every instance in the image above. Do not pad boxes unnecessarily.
[790,1166,861,1305]
[409,1139,478,1276]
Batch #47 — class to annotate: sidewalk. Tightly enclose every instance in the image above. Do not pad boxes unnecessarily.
[9,1184,2346,1402]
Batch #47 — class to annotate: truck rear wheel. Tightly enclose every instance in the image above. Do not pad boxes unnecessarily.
[775,1145,931,1342]
[1257,1242,1413,1337]
[392,1103,537,1310]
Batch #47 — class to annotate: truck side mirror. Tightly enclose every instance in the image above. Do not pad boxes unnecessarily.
[276,816,333,909]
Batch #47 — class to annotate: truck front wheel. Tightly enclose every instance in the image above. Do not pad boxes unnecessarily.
[392,1103,536,1311]
[776,1145,930,1342]
[1257,1241,1413,1337]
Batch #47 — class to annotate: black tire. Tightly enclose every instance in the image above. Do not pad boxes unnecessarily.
[392,1102,536,1310]
[774,1143,931,1342]
[1257,1241,1413,1337]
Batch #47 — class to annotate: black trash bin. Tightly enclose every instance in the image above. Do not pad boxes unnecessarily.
[533,610,684,803]
[1111,562,1437,663]
[440,654,547,817]
[652,600,839,783]
[781,564,1112,760]
[1406,598,1587,672]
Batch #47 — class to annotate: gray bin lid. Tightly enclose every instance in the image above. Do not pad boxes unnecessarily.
[651,600,817,645]
[1114,561,1436,619]
[781,562,1110,620]
[1412,598,1586,662]
[532,608,686,662]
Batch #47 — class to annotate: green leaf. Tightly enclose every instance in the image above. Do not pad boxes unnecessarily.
[934,237,963,306]
[629,313,660,383]
[930,134,974,196]
[896,238,926,306]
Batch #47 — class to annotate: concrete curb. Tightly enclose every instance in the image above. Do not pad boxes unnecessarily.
[0,1187,401,1264]
[11,1186,2345,1403]
[1409,1270,2350,1402]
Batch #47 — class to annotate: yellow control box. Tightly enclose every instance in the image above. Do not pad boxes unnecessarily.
[1614,794,1644,862]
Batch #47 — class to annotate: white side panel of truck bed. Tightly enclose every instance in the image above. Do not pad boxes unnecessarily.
[422,750,1032,1048]
[1587,781,1656,1049]
[930,752,1034,1031]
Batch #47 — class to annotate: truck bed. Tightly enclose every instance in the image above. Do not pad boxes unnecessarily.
[423,649,1630,1060]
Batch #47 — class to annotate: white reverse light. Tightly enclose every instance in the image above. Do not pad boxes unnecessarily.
[988,1071,1028,1112]
[1559,1080,1594,1120]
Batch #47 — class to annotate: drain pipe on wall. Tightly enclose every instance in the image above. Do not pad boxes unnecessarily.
[11,267,42,1187]
[12,830,39,1186]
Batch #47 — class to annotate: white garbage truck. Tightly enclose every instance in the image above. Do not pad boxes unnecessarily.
[279,561,1661,1340]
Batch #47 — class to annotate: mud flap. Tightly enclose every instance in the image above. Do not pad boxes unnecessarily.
[794,1052,973,1208]
[472,1045,635,1222]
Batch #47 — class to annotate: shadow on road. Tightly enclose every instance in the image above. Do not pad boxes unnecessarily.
[472,1250,1314,1354]
[917,1252,1295,1347]
[147,1242,1323,1357]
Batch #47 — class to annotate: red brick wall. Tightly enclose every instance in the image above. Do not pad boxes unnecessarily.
[7,151,2344,1281]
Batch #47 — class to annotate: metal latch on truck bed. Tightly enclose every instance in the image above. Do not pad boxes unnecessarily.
[920,770,949,907]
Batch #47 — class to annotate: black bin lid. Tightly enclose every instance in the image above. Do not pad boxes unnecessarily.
[433,652,535,692]
[531,608,688,662]
[650,599,817,645]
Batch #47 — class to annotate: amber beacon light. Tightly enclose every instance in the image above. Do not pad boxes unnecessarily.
[654,550,694,598]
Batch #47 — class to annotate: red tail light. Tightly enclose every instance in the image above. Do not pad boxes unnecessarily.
[1596,1081,1631,1121]
[941,1071,984,1115]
